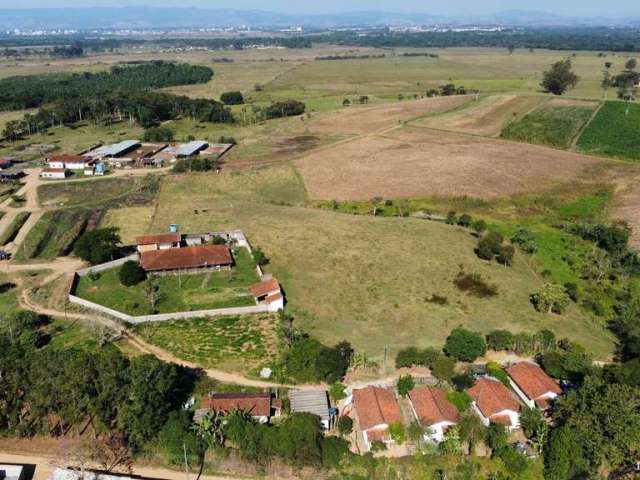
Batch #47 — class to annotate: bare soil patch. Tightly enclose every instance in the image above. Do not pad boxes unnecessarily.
[273,135,321,155]
[308,95,472,135]
[296,126,606,201]
[417,94,546,136]
[548,97,600,107]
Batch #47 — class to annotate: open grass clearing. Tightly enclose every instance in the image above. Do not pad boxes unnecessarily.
[75,247,260,315]
[38,175,159,209]
[134,314,278,372]
[576,101,640,161]
[143,165,613,360]
[101,206,156,245]
[296,125,606,201]
[415,94,547,137]
[501,102,597,149]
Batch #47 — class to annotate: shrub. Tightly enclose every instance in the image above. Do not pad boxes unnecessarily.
[370,440,387,452]
[531,283,571,314]
[486,362,510,386]
[218,135,237,145]
[142,126,174,142]
[388,422,406,444]
[119,260,146,286]
[322,436,350,468]
[211,235,227,245]
[253,247,270,266]
[451,372,475,390]
[446,211,457,225]
[432,355,456,382]
[426,294,449,305]
[329,382,346,402]
[496,245,515,266]
[337,416,353,436]
[220,91,244,105]
[476,231,505,261]
[564,282,579,302]
[511,229,538,254]
[486,330,514,351]
[444,327,487,362]
[472,219,487,235]
[457,214,473,228]
[454,271,498,298]
[395,346,440,368]
[397,375,415,397]
[265,100,306,119]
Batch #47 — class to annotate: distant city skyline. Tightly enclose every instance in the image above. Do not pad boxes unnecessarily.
[0,1,637,18]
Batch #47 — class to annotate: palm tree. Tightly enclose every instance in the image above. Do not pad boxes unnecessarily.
[190,410,225,480]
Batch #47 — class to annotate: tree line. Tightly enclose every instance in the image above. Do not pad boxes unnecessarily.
[0,60,213,111]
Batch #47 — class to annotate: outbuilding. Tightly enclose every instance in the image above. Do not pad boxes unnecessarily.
[140,244,233,274]
[40,167,69,179]
[136,232,182,252]
[289,389,332,429]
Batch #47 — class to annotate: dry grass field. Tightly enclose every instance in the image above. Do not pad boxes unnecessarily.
[296,123,607,201]
[415,94,547,137]
[104,165,614,360]
[308,95,473,135]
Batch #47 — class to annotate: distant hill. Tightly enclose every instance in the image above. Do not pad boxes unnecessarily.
[0,7,637,30]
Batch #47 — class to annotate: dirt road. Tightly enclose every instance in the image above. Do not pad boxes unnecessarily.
[0,452,244,480]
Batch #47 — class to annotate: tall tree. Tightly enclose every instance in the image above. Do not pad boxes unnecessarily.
[540,59,579,95]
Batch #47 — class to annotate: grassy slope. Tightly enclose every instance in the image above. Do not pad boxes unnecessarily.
[75,247,259,315]
[577,101,640,160]
[501,104,595,149]
[122,165,615,360]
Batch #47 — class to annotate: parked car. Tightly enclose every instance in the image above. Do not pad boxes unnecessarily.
[0,251,11,260]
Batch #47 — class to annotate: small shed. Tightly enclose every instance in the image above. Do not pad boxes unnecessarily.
[40,168,68,179]
[289,389,332,429]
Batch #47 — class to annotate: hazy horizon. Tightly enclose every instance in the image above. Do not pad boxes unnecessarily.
[0,1,636,18]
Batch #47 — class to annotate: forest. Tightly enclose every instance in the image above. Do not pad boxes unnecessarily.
[0,61,213,111]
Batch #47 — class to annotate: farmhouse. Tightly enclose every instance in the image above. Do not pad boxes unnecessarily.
[468,377,521,430]
[408,386,459,443]
[136,232,182,252]
[140,244,233,273]
[40,167,69,179]
[47,154,94,170]
[352,386,403,451]
[201,392,282,424]
[505,361,562,410]
[289,389,332,429]
[250,277,285,310]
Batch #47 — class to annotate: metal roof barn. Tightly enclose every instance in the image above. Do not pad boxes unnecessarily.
[89,140,140,158]
[176,140,208,157]
[289,389,331,423]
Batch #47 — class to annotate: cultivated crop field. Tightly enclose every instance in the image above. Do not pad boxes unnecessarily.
[416,94,547,137]
[296,124,606,201]
[577,101,640,161]
[501,100,598,149]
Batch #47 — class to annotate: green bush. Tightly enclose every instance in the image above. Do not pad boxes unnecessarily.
[444,327,487,362]
[531,283,571,314]
[486,361,510,386]
[486,330,515,351]
[511,229,538,254]
[220,91,244,105]
[143,126,174,142]
[119,260,146,287]
[447,391,472,412]
[397,374,415,397]
[457,213,473,228]
[337,416,353,436]
[265,100,306,119]
[322,436,350,468]
[73,227,121,265]
[432,355,456,382]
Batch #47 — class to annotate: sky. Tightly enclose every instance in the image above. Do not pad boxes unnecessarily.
[0,0,636,18]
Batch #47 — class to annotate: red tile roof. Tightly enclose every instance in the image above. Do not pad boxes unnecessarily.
[505,362,562,402]
[250,277,280,298]
[141,244,232,271]
[409,386,459,426]
[353,386,403,431]
[202,393,272,417]
[136,232,182,246]
[467,378,520,418]
[48,154,93,164]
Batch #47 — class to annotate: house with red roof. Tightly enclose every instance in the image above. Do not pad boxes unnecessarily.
[250,277,284,312]
[467,377,521,430]
[408,386,459,443]
[505,361,562,410]
[140,244,233,274]
[201,392,282,424]
[47,154,94,170]
[352,386,403,451]
[136,232,182,252]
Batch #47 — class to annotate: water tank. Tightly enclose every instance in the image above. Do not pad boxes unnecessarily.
[95,163,104,173]
[169,224,179,233]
